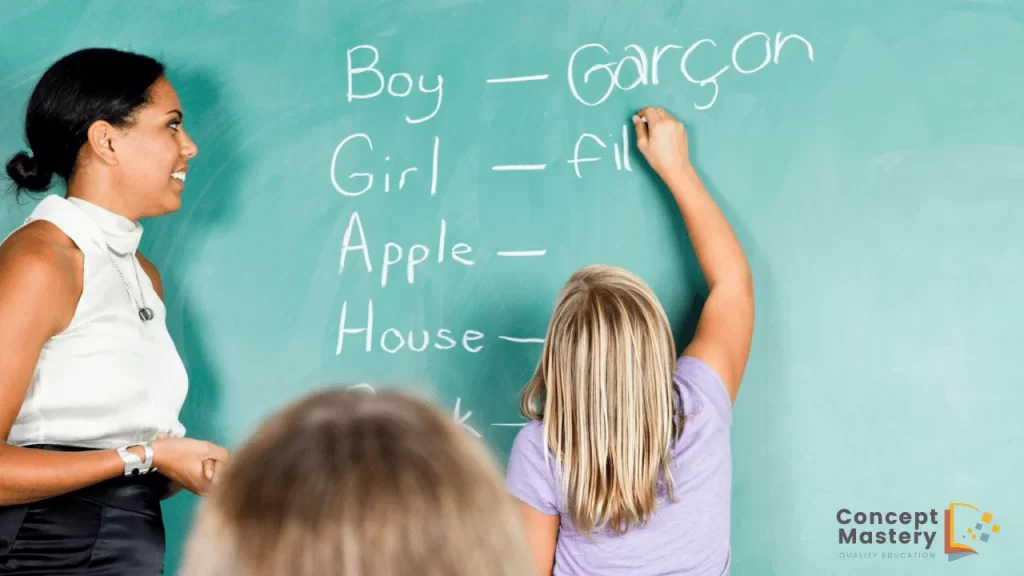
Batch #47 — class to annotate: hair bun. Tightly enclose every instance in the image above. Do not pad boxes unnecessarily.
[5,151,54,194]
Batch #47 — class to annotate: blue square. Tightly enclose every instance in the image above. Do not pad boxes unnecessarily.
[981,533,990,542]
[976,523,984,530]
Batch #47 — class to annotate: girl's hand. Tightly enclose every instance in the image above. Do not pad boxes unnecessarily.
[633,106,692,180]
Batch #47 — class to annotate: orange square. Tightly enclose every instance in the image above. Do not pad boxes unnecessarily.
[972,535,977,540]
[993,525,1000,533]
[982,512,993,523]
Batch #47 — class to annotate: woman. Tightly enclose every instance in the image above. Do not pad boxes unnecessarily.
[505,107,755,575]
[0,48,229,574]
[178,387,530,576]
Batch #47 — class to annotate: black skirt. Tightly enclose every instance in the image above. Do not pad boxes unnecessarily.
[0,445,171,575]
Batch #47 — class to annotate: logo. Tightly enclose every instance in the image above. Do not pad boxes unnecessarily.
[945,502,1000,562]
[836,502,1003,562]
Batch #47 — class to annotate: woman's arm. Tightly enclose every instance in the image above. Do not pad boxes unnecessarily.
[0,446,144,505]
[0,226,146,505]
[634,107,755,404]
[0,228,230,506]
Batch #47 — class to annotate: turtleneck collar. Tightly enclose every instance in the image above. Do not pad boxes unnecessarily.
[65,196,143,256]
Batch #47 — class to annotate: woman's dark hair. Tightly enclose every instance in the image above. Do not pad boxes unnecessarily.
[4,47,165,196]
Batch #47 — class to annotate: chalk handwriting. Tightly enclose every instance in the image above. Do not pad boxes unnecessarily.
[331,134,439,197]
[492,164,548,171]
[346,45,444,123]
[496,250,546,257]
[568,32,813,110]
[336,300,485,354]
[339,213,475,287]
[486,74,550,84]
[497,336,544,344]
[568,125,633,178]
[453,397,481,438]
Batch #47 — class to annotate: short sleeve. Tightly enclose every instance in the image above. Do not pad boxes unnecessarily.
[674,355,733,428]
[505,421,560,516]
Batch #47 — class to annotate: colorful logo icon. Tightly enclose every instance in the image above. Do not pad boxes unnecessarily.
[945,503,1000,561]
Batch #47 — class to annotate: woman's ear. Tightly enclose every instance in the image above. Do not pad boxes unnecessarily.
[85,120,120,166]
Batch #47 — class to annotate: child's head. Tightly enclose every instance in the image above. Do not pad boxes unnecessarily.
[520,264,683,536]
[180,388,530,576]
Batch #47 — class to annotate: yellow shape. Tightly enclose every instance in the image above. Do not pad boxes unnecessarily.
[993,525,1000,533]
[972,534,977,540]
[982,512,993,523]
[968,528,973,533]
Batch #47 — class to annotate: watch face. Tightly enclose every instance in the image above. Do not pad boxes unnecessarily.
[118,447,145,476]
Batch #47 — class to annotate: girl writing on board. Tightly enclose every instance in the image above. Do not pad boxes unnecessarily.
[0,48,229,574]
[506,106,754,575]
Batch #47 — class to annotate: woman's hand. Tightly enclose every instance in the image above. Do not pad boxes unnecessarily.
[151,435,229,497]
[633,106,692,180]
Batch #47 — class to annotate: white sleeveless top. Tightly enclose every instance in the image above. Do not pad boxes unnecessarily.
[6,195,188,449]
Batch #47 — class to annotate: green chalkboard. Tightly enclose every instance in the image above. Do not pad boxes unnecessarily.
[2,1,1023,574]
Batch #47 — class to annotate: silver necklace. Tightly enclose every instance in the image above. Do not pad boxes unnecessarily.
[103,246,155,322]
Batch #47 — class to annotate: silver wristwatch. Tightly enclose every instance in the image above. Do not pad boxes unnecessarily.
[117,442,155,476]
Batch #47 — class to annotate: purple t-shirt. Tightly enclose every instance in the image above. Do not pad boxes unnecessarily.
[505,356,732,575]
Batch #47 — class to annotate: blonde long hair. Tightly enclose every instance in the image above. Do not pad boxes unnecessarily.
[179,388,530,576]
[520,264,684,536]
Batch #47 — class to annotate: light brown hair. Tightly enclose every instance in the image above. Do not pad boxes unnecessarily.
[520,264,684,537]
[179,388,530,576]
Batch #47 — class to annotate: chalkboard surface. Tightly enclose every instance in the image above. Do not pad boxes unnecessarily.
[2,1,1022,574]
